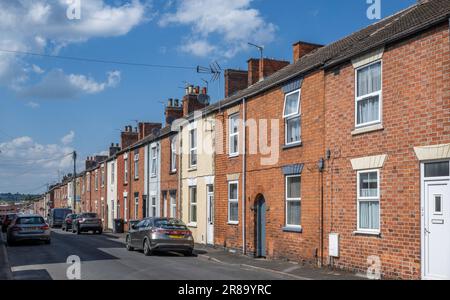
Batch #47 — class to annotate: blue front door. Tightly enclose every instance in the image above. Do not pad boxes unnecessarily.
[256,197,266,257]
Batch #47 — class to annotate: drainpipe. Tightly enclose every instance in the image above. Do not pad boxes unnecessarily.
[178,130,182,221]
[242,97,247,255]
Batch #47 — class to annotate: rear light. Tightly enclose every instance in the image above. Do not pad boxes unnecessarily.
[41,225,49,230]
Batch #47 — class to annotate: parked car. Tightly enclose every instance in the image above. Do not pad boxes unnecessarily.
[1,213,17,233]
[125,218,194,256]
[6,214,50,246]
[61,214,78,231]
[72,213,103,234]
[48,208,72,228]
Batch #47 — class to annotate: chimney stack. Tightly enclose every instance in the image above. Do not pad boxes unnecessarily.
[224,69,248,98]
[138,122,162,140]
[165,98,183,126]
[182,85,209,116]
[109,143,121,156]
[292,41,323,63]
[121,125,139,148]
[248,58,289,86]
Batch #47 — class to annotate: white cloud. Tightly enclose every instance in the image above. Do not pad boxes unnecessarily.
[0,136,75,192]
[159,0,276,58]
[26,101,40,109]
[20,69,121,99]
[0,0,150,94]
[61,131,75,145]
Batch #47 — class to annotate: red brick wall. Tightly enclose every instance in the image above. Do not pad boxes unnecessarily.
[215,70,326,263]
[323,24,450,279]
[160,133,179,218]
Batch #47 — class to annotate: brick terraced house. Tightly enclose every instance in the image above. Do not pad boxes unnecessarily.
[44,0,450,279]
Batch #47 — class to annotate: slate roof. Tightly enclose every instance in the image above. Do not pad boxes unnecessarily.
[199,0,450,114]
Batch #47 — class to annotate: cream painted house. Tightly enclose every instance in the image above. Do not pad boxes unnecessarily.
[180,113,215,245]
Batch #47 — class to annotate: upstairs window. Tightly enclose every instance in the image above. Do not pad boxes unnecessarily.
[170,138,177,172]
[283,90,301,145]
[124,158,128,184]
[229,114,239,156]
[94,170,98,191]
[101,166,105,187]
[111,162,115,184]
[151,147,157,177]
[356,61,382,127]
[189,128,197,168]
[134,153,139,180]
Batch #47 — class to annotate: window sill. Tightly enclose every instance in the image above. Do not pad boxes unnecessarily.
[351,124,383,136]
[353,230,381,237]
[188,167,197,172]
[170,170,177,175]
[282,226,302,233]
[283,142,302,150]
[228,222,239,226]
[229,154,240,158]
[187,223,197,228]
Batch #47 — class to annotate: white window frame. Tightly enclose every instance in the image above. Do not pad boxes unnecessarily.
[283,89,301,145]
[101,166,105,187]
[229,114,240,157]
[87,174,90,192]
[228,181,239,224]
[151,196,157,217]
[170,192,177,218]
[170,138,177,172]
[124,196,128,222]
[134,153,139,180]
[285,175,301,228]
[134,195,139,220]
[356,169,381,234]
[124,158,128,184]
[151,146,157,177]
[111,162,115,184]
[189,128,197,168]
[354,61,383,128]
[189,186,197,224]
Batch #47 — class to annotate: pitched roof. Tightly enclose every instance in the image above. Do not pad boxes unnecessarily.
[195,0,450,116]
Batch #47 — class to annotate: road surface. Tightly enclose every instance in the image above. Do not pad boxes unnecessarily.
[5,229,293,280]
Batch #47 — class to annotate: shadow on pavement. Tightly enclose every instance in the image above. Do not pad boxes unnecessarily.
[7,230,125,267]
[13,269,53,280]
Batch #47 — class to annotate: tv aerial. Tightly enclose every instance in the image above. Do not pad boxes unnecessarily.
[196,61,222,82]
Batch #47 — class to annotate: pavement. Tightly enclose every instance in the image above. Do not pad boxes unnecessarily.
[0,232,13,280]
[2,229,362,280]
[103,231,362,280]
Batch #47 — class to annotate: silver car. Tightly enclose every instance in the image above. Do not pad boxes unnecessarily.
[126,218,194,256]
[6,214,51,245]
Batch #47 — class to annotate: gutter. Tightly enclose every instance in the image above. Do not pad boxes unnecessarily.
[241,98,247,255]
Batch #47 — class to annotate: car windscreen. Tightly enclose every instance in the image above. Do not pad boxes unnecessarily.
[54,209,71,219]
[82,213,98,218]
[16,217,45,225]
[154,219,187,230]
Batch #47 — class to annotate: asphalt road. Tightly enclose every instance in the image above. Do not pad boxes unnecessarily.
[5,229,293,280]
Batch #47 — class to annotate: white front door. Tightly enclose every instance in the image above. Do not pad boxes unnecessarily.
[207,185,214,245]
[422,161,450,280]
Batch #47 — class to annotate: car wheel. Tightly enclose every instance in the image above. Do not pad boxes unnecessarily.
[184,249,194,257]
[98,229,103,235]
[126,236,134,251]
[45,240,51,245]
[6,239,15,247]
[76,226,81,235]
[143,239,152,256]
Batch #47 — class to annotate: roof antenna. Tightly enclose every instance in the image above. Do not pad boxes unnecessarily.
[248,42,264,61]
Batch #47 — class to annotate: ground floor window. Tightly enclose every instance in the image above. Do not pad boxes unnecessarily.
[228,181,239,224]
[151,197,157,217]
[189,186,197,223]
[134,195,139,220]
[357,170,380,232]
[285,175,301,227]
[170,192,177,218]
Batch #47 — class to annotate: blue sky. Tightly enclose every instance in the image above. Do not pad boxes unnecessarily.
[0,0,416,193]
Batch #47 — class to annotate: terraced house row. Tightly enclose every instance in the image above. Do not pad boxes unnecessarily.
[45,0,450,279]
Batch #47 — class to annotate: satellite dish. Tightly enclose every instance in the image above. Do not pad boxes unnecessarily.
[197,94,210,105]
